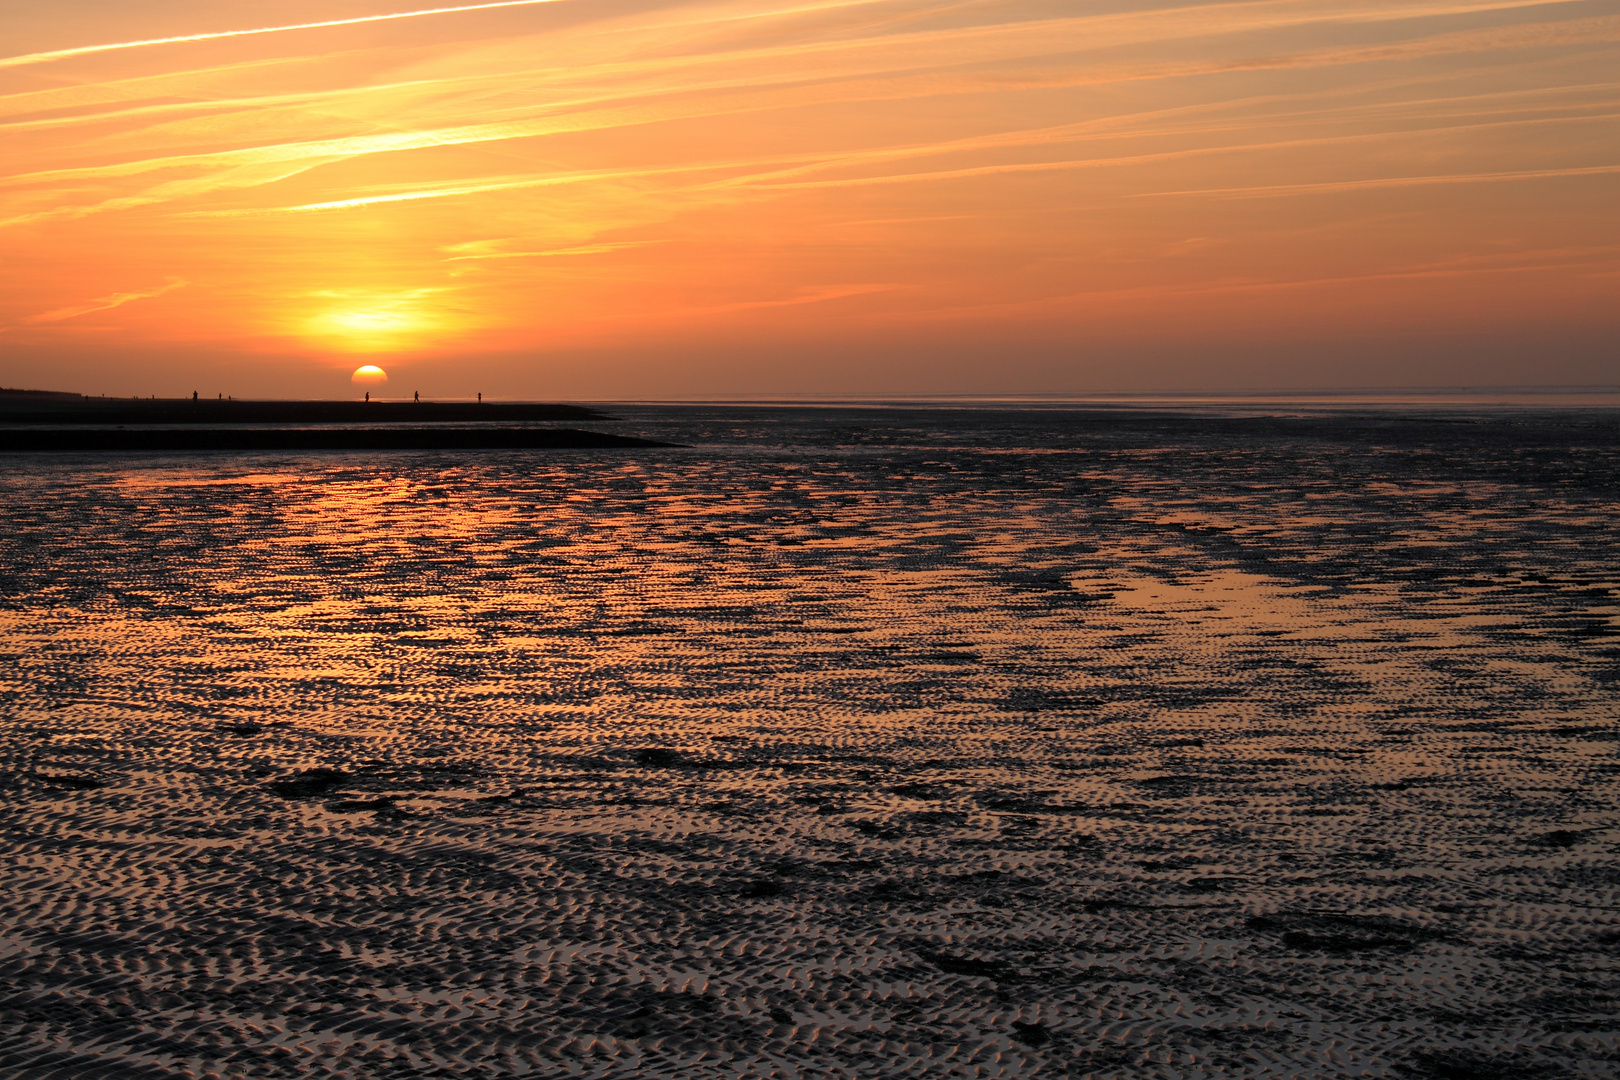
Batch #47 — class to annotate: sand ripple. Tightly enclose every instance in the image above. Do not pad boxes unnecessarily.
[0,407,1616,1078]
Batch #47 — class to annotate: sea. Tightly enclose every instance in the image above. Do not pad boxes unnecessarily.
[1,401,1617,1079]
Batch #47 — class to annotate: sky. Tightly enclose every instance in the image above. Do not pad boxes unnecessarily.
[0,0,1616,399]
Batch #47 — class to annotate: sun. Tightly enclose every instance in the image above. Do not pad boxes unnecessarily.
[351,365,388,385]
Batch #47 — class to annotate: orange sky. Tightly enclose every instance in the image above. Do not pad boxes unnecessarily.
[1,0,1616,398]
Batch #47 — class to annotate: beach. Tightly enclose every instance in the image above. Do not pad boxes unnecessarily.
[1,405,1616,1078]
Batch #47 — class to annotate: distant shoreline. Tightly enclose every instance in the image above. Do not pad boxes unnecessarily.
[0,427,676,453]
[0,398,606,426]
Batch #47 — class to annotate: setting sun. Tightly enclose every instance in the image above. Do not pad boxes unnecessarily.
[350,364,388,385]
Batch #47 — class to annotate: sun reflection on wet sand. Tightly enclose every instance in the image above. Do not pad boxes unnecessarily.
[0,406,1617,1078]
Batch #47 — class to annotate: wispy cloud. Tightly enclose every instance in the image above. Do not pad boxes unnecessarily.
[3,0,1614,231]
[38,96,1608,231]
[0,0,580,70]
[619,283,902,321]
[23,279,189,324]
[442,239,665,259]
[170,165,731,218]
[1133,163,1620,199]
[865,246,1620,324]
[2,0,1615,370]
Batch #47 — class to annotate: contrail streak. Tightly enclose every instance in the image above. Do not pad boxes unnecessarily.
[0,0,1592,72]
[23,279,188,324]
[443,240,665,259]
[1133,163,1620,198]
[0,0,578,70]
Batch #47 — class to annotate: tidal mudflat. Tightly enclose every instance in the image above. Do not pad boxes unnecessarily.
[1,406,1616,1079]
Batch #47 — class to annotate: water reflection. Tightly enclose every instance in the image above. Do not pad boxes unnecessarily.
[1,406,1616,1078]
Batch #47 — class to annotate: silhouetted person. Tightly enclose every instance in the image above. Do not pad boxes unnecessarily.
[477,392,481,402]
[414,391,419,402]
[365,391,369,402]
[192,391,197,401]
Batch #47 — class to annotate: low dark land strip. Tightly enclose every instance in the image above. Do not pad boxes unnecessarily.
[0,427,674,452]
[0,398,605,425]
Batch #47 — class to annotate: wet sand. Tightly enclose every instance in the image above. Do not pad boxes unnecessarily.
[0,406,1616,1079]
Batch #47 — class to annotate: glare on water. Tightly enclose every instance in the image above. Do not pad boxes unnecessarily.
[1,405,1617,1079]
